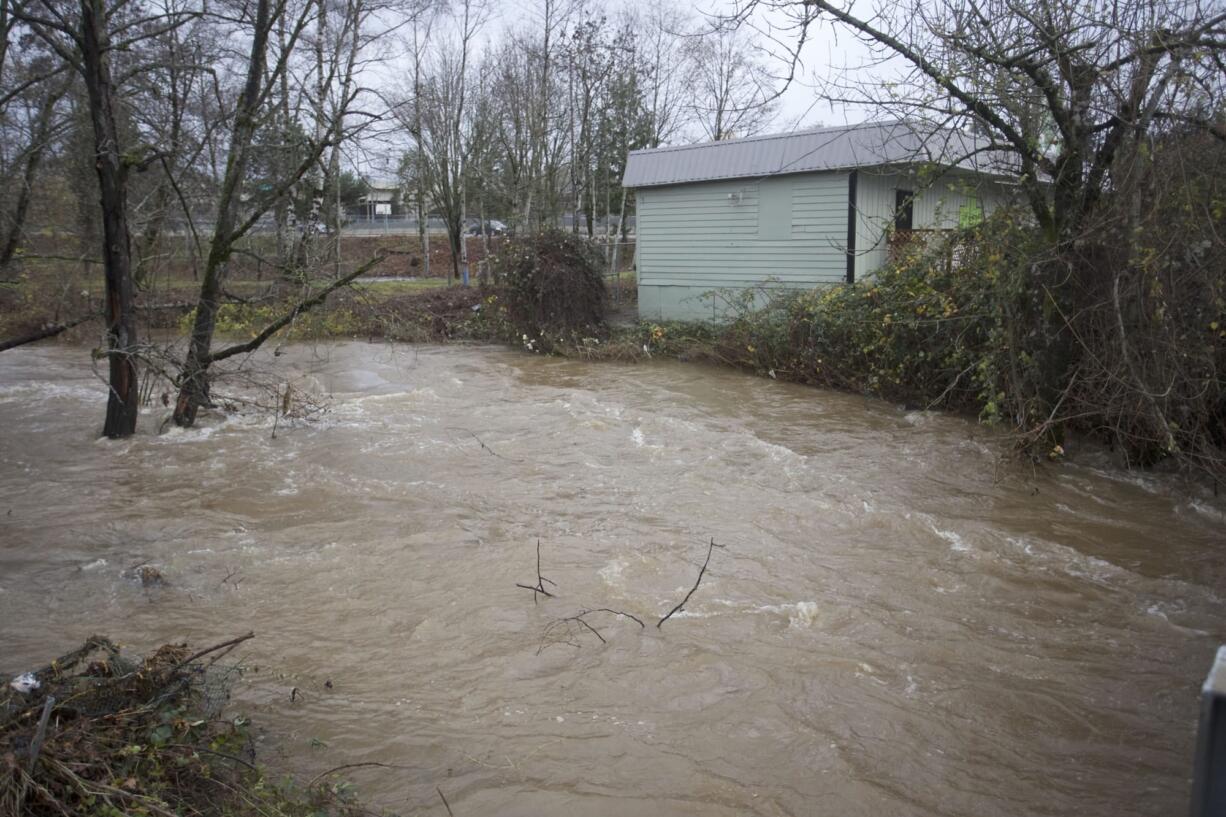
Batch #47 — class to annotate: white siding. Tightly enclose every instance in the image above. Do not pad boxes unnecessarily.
[636,173,850,292]
[853,168,1016,281]
[635,166,1021,320]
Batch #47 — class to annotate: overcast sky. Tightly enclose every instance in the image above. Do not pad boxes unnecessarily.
[695,0,884,130]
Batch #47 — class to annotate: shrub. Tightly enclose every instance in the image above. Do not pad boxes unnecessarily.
[711,211,1043,414]
[693,201,1223,480]
[489,230,606,348]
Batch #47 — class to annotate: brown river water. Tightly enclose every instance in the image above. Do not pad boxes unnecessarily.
[1,342,1224,816]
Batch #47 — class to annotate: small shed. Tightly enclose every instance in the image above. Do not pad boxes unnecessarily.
[622,120,1020,321]
[359,179,401,217]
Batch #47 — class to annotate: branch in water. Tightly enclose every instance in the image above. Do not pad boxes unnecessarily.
[516,539,557,603]
[538,608,645,654]
[206,253,387,364]
[0,313,96,353]
[657,539,723,628]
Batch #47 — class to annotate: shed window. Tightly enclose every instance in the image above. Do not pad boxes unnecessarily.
[758,177,792,240]
[894,189,914,231]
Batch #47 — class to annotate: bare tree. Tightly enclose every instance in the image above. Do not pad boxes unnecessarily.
[12,0,200,437]
[737,0,1226,240]
[564,12,615,235]
[0,68,68,274]
[716,0,1226,478]
[637,1,690,147]
[407,12,431,279]
[685,26,778,141]
[398,0,483,284]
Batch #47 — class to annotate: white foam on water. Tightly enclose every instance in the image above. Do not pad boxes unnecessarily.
[80,558,107,571]
[1085,466,1164,495]
[958,439,994,456]
[1186,498,1226,523]
[929,522,971,552]
[156,424,218,443]
[631,427,645,448]
[789,601,820,628]
[724,600,824,629]
[1146,601,1211,636]
[0,382,102,404]
[598,558,626,588]
[1006,536,1036,556]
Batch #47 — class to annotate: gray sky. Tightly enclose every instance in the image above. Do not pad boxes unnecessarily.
[693,0,882,131]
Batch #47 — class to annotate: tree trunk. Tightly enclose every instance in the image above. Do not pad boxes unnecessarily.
[274,13,292,269]
[80,0,139,438]
[610,185,627,276]
[416,181,430,278]
[0,83,62,272]
[478,186,489,281]
[174,0,273,427]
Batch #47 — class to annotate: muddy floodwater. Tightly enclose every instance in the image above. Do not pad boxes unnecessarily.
[2,342,1224,816]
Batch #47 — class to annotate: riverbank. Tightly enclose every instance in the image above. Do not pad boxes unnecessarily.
[1,635,371,817]
[4,217,1221,486]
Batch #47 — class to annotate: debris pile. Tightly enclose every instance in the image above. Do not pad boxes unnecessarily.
[0,634,361,817]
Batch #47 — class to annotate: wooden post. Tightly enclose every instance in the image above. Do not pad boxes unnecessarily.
[1193,646,1226,817]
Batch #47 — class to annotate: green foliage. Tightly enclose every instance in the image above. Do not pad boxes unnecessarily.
[604,195,1221,477]
[707,212,1046,420]
[177,302,366,342]
[336,171,370,210]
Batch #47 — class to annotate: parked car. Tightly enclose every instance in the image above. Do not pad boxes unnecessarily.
[467,219,510,237]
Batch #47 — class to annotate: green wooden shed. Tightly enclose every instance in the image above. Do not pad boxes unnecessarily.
[622,120,1021,321]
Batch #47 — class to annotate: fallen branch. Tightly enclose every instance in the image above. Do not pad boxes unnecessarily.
[538,608,645,653]
[206,252,387,364]
[168,744,259,773]
[2,634,390,817]
[515,539,557,603]
[26,696,54,771]
[307,761,413,787]
[466,430,514,461]
[0,313,97,353]
[580,608,645,628]
[173,631,255,671]
[437,785,455,816]
[657,539,723,628]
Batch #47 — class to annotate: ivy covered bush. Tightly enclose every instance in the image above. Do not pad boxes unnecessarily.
[712,212,1043,415]
[488,230,607,349]
[682,201,1222,474]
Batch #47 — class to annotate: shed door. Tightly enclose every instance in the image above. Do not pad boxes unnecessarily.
[895,189,914,231]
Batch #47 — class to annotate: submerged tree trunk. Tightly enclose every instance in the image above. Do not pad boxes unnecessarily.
[173,0,273,427]
[80,0,139,438]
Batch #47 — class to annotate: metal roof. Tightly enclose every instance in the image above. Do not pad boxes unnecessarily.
[622,120,1017,188]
